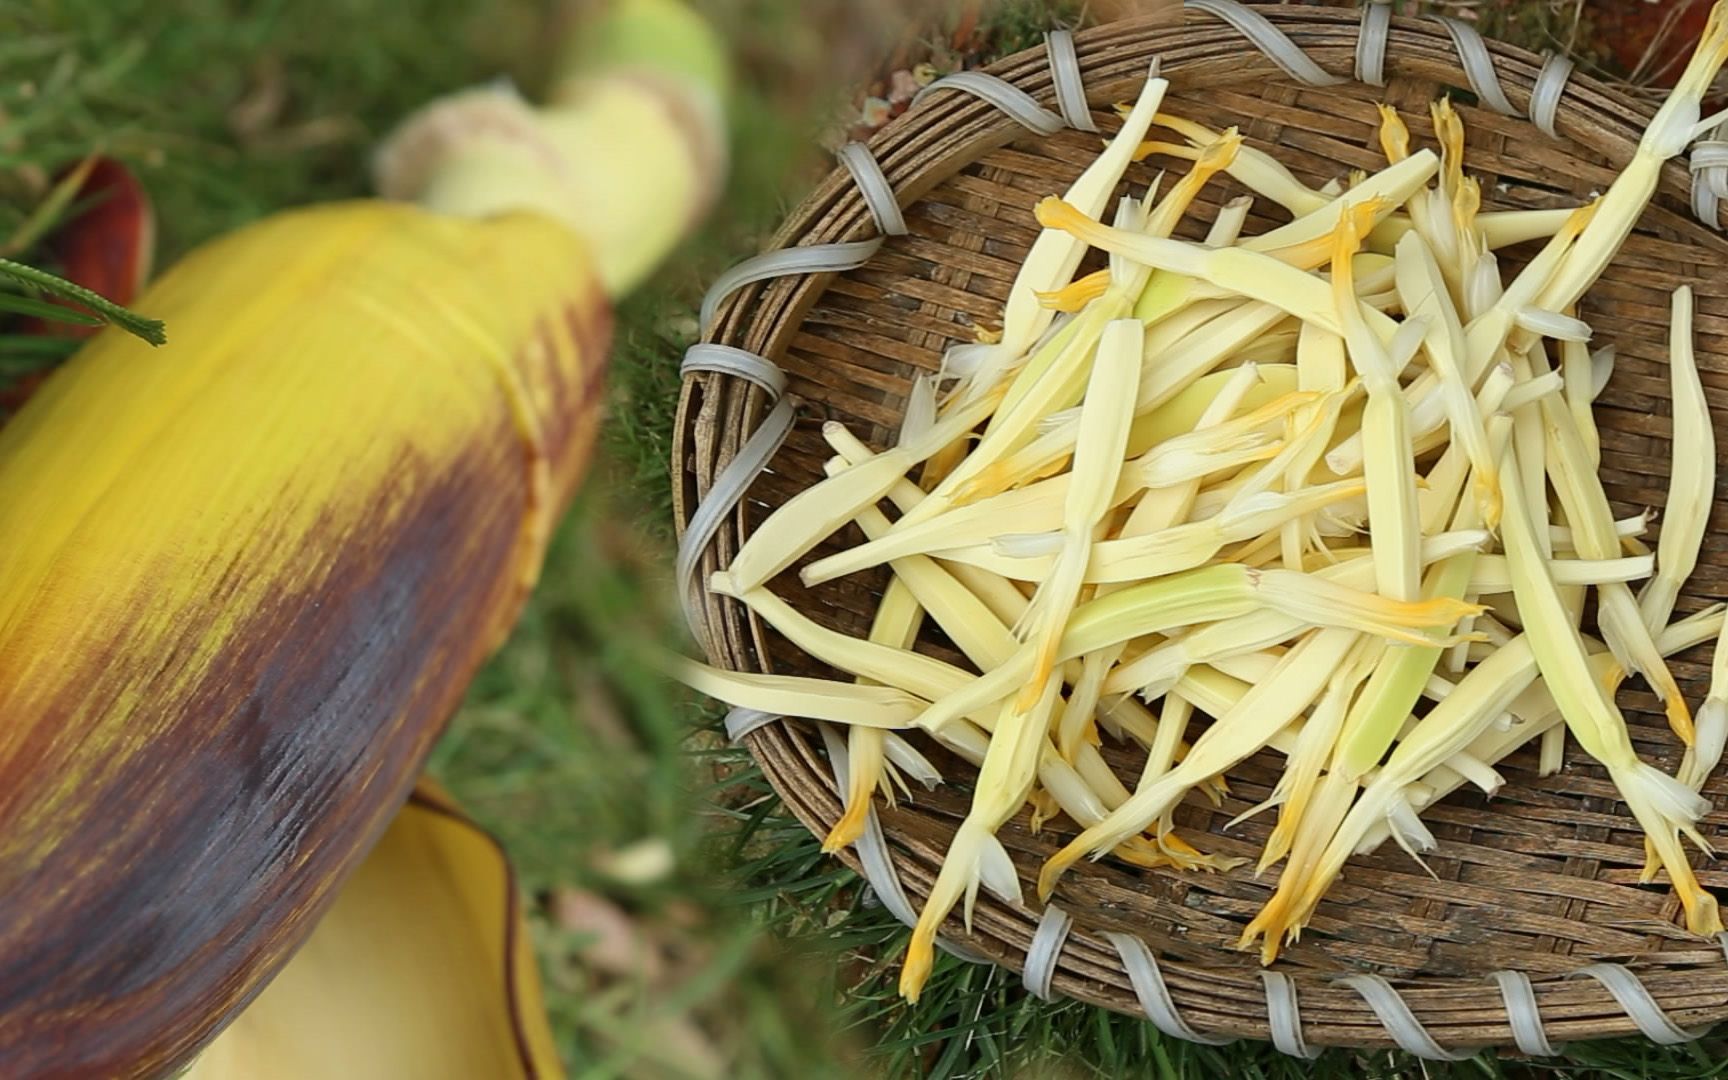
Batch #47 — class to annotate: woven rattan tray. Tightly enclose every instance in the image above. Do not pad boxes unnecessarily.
[673,2,1728,1057]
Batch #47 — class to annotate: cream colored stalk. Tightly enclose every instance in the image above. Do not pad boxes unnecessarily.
[1534,9,1728,317]
[1333,412,1513,779]
[1641,288,1710,636]
[1498,441,1720,935]
[1550,513,1652,550]
[1137,694,1195,859]
[1102,531,1489,700]
[1136,301,1297,414]
[1242,154,1438,255]
[1247,639,1380,872]
[1059,651,1112,765]
[911,564,1480,736]
[1426,99,1470,297]
[1466,553,1654,592]
[1394,230,1500,527]
[673,661,928,729]
[1452,174,1502,324]
[1137,113,1323,216]
[1141,109,1573,250]
[1561,338,1604,466]
[1141,296,1249,353]
[1690,619,1728,793]
[1282,324,1350,569]
[827,576,925,851]
[1035,197,1402,344]
[1243,635,1546,961]
[1014,319,1141,709]
[1328,199,1598,475]
[900,679,1060,1001]
[1539,378,1693,743]
[945,557,1036,629]
[716,385,1003,594]
[936,478,1366,585]
[951,69,1168,404]
[717,585,1005,730]
[1497,370,1565,413]
[1331,203,1421,603]
[801,474,1088,581]
[1644,289,1722,829]
[1171,666,1251,721]
[1360,607,1726,852]
[1374,103,1444,264]
[1206,195,1254,247]
[1475,209,1585,249]
[960,387,1306,510]
[1420,363,1514,536]
[1069,365,1271,758]
[910,134,1241,529]
[1038,628,1362,899]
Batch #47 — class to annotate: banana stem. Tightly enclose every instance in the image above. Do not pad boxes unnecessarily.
[375,0,729,297]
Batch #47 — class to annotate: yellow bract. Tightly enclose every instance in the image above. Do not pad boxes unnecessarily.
[186,784,563,1080]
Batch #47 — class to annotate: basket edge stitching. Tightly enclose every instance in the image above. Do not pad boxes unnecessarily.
[676,9,1728,1056]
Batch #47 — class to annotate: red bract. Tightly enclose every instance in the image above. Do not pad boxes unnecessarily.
[23,156,156,337]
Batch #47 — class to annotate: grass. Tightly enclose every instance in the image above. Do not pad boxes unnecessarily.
[3,1,1726,1077]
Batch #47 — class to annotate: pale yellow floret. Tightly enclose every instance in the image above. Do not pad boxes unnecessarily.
[677,32,1728,1000]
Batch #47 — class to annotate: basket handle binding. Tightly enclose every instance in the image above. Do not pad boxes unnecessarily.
[675,2,1728,1057]
[1047,28,1102,133]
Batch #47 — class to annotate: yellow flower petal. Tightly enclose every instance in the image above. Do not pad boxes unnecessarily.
[187,782,563,1080]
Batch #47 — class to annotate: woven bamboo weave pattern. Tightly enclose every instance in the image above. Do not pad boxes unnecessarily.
[674,5,1728,1051]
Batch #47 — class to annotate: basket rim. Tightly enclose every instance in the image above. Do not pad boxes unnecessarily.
[672,2,1728,1057]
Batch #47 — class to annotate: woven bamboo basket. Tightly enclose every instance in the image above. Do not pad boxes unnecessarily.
[672,1,1728,1056]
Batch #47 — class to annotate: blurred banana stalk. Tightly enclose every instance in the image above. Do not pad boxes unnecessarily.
[0,1,726,1076]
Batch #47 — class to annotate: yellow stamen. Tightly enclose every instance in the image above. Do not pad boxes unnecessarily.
[1027,787,1060,833]
[1267,197,1384,271]
[1431,97,1466,197]
[1035,269,1112,312]
[1131,139,1200,163]
[1376,103,1410,163]
[1453,175,1481,241]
